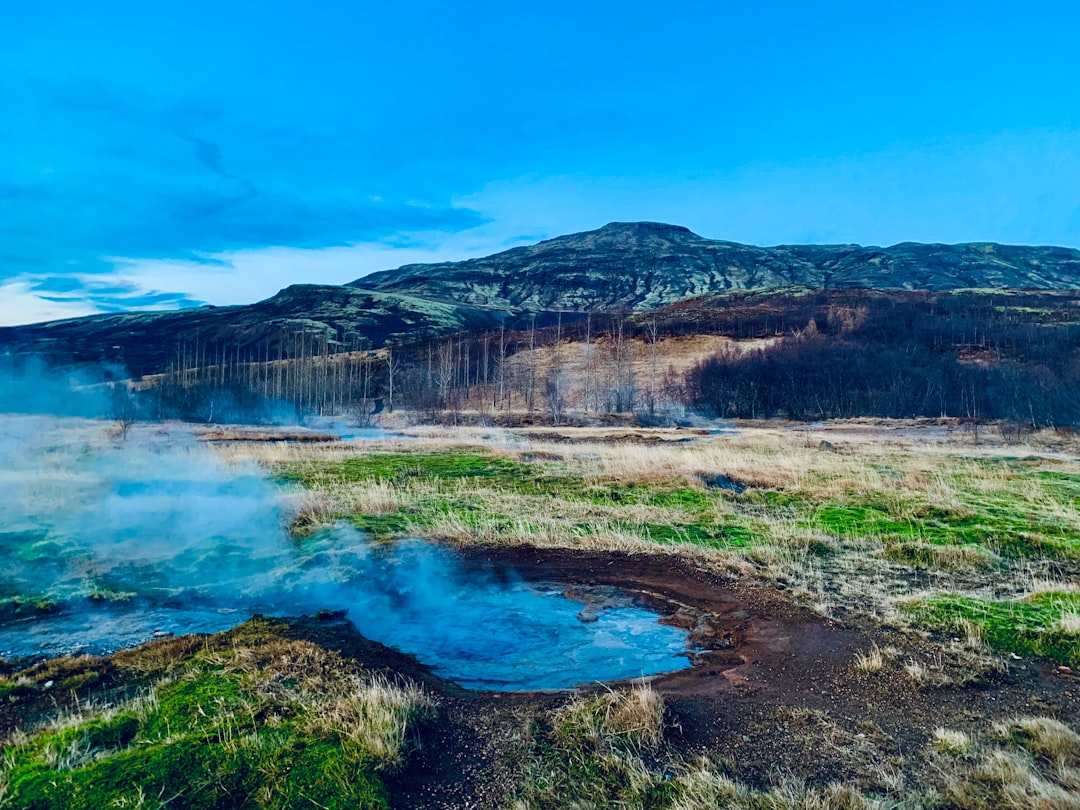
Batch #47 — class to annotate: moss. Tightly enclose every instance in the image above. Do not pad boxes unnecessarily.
[143,672,244,739]
[348,513,412,539]
[84,712,141,750]
[280,450,533,487]
[907,591,1080,668]
[0,631,408,810]
[809,496,1080,562]
[276,738,389,809]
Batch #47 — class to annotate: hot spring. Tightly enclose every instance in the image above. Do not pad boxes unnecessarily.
[0,417,691,690]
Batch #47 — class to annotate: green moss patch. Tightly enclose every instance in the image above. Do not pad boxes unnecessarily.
[906,591,1080,669]
[0,621,432,810]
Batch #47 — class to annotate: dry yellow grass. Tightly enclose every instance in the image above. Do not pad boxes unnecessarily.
[549,682,666,752]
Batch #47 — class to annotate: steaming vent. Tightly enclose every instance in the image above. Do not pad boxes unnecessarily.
[0,415,690,690]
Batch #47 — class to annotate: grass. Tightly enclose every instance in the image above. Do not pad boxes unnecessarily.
[268,434,1080,565]
[273,447,757,551]
[4,420,1080,805]
[221,424,1080,675]
[932,716,1080,809]
[515,685,897,810]
[905,591,1080,669]
[0,619,434,810]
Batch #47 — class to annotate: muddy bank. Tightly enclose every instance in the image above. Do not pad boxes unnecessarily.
[402,545,1080,806]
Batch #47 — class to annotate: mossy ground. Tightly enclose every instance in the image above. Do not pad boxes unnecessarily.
[277,450,752,549]
[906,591,1080,669]
[0,619,433,810]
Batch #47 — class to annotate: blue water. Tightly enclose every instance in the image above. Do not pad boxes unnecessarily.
[0,539,691,691]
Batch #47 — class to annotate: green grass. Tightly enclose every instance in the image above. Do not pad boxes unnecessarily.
[3,675,389,810]
[0,620,432,810]
[281,447,1080,573]
[281,448,759,551]
[907,591,1080,669]
[810,499,1076,558]
[279,450,534,488]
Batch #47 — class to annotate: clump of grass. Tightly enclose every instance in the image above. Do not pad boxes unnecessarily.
[515,683,672,809]
[308,675,435,769]
[932,727,974,756]
[993,716,1080,762]
[667,764,884,810]
[282,489,337,534]
[1059,612,1080,635]
[852,643,900,675]
[903,656,954,689]
[934,716,1080,810]
[549,682,666,753]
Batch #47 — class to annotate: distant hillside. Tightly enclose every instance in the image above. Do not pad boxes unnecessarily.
[350,221,1080,310]
[0,285,510,376]
[3,221,1080,375]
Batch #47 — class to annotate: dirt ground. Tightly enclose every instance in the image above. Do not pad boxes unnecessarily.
[269,545,1079,809]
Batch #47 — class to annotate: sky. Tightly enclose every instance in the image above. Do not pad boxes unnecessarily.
[2,1,1079,325]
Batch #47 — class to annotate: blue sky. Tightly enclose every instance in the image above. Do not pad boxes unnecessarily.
[3,1,1079,325]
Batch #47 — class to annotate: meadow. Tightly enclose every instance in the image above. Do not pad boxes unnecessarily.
[2,418,1080,808]
[225,421,1080,672]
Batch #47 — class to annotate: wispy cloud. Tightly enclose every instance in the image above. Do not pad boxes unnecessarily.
[0,75,487,294]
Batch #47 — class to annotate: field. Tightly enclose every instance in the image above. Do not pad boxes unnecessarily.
[2,419,1080,808]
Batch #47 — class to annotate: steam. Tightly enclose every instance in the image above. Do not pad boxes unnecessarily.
[0,356,119,418]
[0,401,689,689]
[0,416,288,604]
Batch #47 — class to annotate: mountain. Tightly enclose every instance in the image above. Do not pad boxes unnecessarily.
[3,221,1080,374]
[349,221,1080,310]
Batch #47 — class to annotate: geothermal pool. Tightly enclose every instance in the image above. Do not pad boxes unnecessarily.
[0,540,691,690]
[0,417,690,690]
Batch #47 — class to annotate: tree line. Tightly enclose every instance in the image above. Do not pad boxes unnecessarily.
[126,310,682,424]
[687,291,1080,427]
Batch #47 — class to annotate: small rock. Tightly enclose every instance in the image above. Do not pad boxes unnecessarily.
[43,680,54,689]
[741,735,751,743]
[153,630,172,638]
[1058,665,1074,674]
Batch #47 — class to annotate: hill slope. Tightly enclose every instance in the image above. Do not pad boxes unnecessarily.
[3,221,1080,375]
[350,221,1080,310]
[0,285,510,375]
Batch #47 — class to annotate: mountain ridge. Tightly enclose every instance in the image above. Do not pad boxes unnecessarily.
[4,221,1080,374]
[348,221,1080,311]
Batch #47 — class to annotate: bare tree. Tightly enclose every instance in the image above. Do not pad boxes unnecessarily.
[385,341,401,413]
[544,313,567,423]
[110,383,138,441]
[644,314,660,417]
